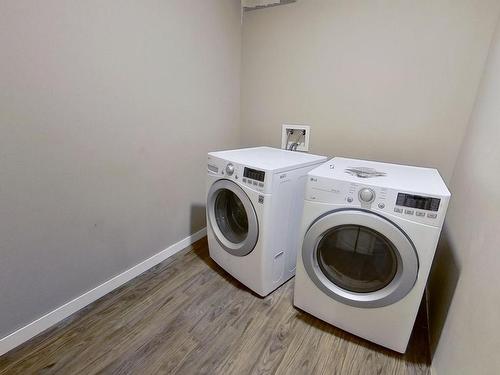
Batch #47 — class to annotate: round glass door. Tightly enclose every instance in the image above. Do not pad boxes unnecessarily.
[208,179,258,257]
[316,225,398,293]
[214,189,249,244]
[302,209,418,308]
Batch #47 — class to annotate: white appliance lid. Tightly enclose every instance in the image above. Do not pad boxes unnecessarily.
[311,157,450,197]
[208,147,327,173]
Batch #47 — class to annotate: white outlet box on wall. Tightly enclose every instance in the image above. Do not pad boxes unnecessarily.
[281,124,310,152]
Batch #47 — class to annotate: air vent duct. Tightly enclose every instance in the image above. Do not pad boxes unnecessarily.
[242,0,297,12]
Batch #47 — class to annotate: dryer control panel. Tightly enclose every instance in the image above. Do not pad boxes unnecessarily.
[306,176,449,227]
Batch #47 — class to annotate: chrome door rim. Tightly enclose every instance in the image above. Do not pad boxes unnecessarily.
[207,179,259,257]
[302,209,418,308]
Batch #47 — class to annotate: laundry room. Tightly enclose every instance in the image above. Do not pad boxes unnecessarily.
[0,1,499,374]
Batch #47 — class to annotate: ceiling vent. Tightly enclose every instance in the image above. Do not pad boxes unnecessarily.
[242,0,297,12]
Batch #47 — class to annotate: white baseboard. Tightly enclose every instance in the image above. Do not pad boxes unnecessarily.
[0,227,207,357]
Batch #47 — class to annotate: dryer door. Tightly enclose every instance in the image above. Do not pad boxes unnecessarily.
[302,209,418,308]
[207,179,259,257]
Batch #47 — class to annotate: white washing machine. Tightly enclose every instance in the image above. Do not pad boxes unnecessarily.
[206,147,327,296]
[294,157,450,353]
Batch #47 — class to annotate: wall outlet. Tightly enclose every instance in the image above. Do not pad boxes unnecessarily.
[281,124,310,152]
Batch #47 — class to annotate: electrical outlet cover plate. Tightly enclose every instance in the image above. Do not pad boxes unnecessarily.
[281,124,310,152]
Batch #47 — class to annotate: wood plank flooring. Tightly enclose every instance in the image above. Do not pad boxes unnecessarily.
[0,238,430,374]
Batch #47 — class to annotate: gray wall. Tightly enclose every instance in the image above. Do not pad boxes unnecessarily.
[428,16,500,375]
[241,0,500,181]
[0,0,241,338]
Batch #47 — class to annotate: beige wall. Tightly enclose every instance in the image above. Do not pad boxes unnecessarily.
[0,0,241,338]
[241,0,500,181]
[429,16,500,375]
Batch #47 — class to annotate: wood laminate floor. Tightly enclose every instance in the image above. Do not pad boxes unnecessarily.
[0,238,430,374]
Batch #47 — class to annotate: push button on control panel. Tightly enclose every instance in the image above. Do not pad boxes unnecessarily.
[405,209,414,215]
[394,207,403,213]
[427,213,438,219]
[378,203,385,209]
[416,211,425,217]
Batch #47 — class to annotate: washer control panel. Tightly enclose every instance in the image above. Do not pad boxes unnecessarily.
[207,156,266,193]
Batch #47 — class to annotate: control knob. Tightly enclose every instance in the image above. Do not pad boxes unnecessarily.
[225,163,235,176]
[359,188,375,203]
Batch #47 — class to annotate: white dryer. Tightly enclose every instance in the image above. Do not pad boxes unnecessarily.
[206,147,327,296]
[294,157,450,353]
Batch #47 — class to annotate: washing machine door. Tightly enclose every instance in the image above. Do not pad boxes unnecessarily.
[302,209,418,308]
[207,179,259,257]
